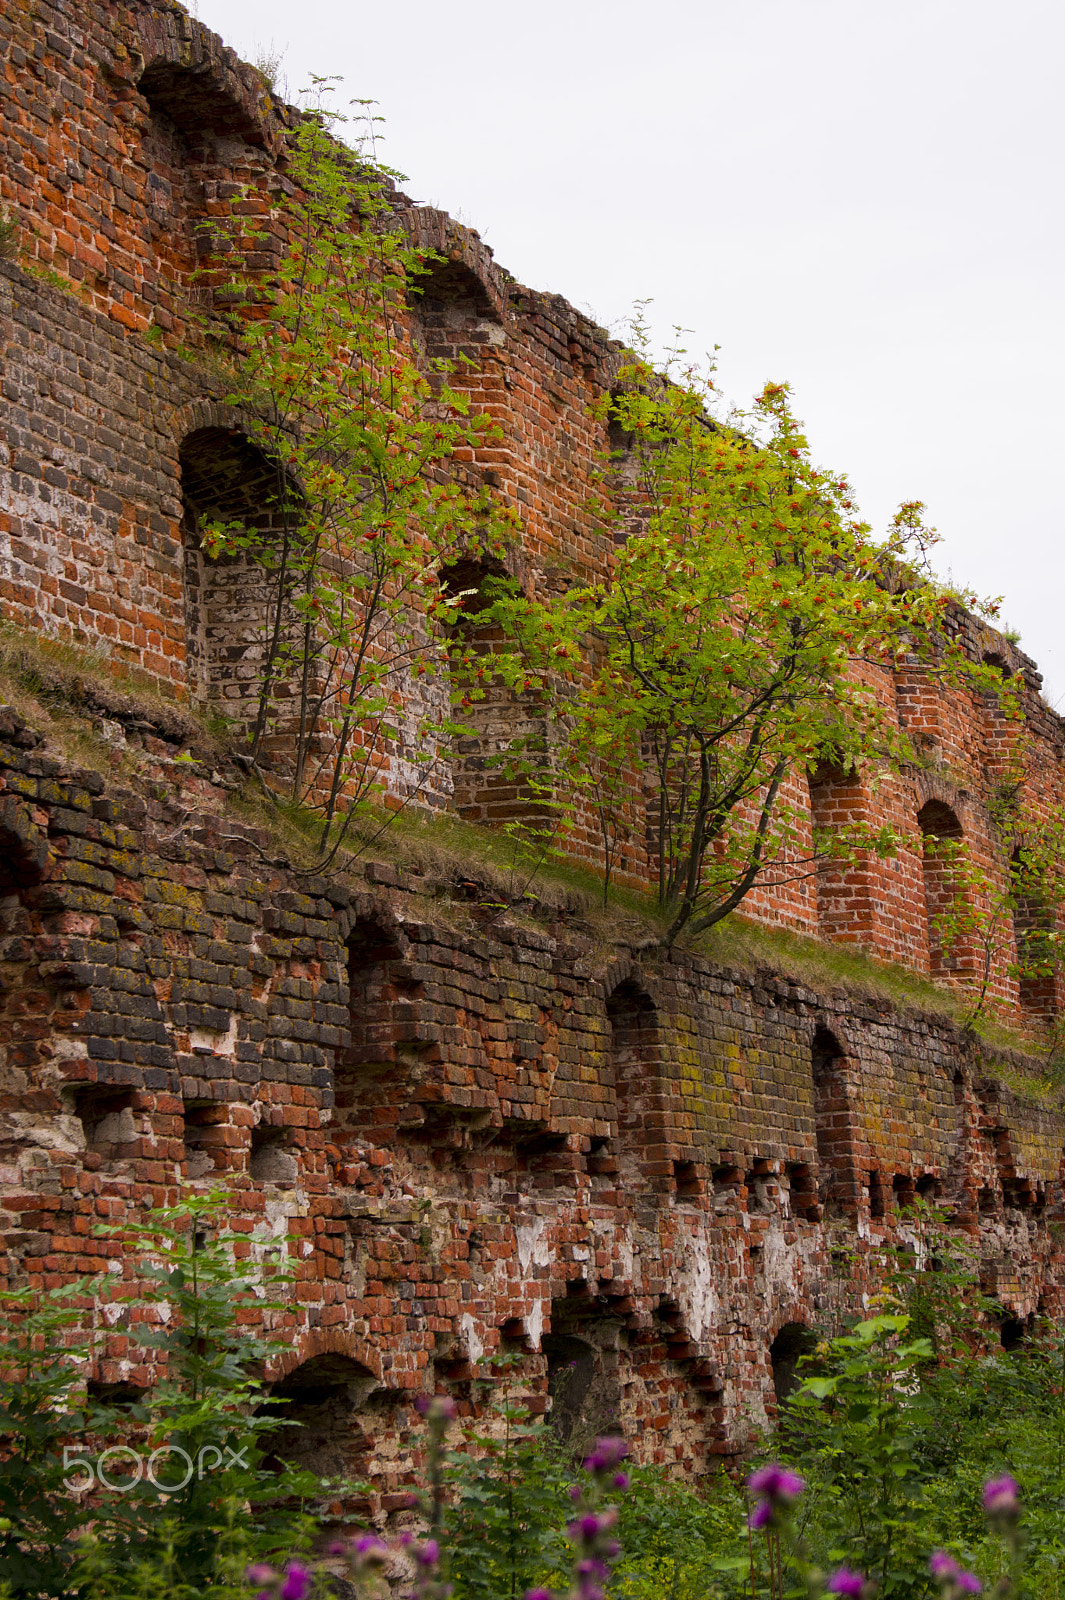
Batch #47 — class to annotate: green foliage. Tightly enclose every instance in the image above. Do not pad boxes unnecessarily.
[613,1468,740,1600]
[441,1367,573,1600]
[0,1193,312,1598]
[205,102,515,863]
[487,323,1000,945]
[781,1314,937,1599]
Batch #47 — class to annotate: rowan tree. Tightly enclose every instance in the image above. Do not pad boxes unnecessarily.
[487,334,1003,945]
[201,103,514,858]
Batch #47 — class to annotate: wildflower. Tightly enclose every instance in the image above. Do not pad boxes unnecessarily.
[930,1553,959,1581]
[748,1499,772,1531]
[582,1436,628,1473]
[415,1393,458,1423]
[983,1474,1020,1522]
[612,1471,630,1490]
[827,1569,866,1598]
[415,1539,440,1568]
[747,1464,805,1502]
[525,1590,555,1600]
[279,1565,313,1600]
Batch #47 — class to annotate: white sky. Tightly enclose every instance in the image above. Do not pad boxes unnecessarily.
[192,0,1065,705]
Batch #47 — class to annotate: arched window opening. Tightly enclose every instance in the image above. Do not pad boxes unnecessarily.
[808,762,871,945]
[918,801,965,976]
[812,1027,855,1214]
[439,557,546,827]
[334,919,423,1147]
[408,258,501,379]
[544,1293,625,1447]
[179,428,296,726]
[770,1323,816,1409]
[262,1355,377,1478]
[606,982,667,1193]
[916,1174,942,1203]
[999,1313,1027,1351]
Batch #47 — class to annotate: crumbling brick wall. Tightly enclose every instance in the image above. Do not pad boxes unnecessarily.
[0,707,1061,1494]
[3,0,1065,1494]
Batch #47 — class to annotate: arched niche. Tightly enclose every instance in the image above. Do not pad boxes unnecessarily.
[769,1322,815,1408]
[439,556,547,826]
[811,1026,858,1215]
[408,257,502,378]
[1011,846,1058,1022]
[179,427,296,727]
[606,981,669,1193]
[917,800,965,976]
[332,917,426,1147]
[807,760,872,946]
[261,1353,378,1478]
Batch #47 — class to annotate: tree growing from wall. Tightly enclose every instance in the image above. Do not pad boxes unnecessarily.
[487,330,1003,945]
[202,101,514,858]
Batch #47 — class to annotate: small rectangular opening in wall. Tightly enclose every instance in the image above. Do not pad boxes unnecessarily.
[868,1171,886,1218]
[673,1159,703,1199]
[892,1173,915,1211]
[978,1184,998,1214]
[76,1088,138,1164]
[916,1173,942,1204]
[786,1162,818,1219]
[183,1100,225,1180]
[586,1137,616,1177]
[711,1163,742,1195]
[249,1124,299,1185]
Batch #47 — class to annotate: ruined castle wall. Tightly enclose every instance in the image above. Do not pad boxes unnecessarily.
[0,713,1061,1491]
[4,2,1065,1019]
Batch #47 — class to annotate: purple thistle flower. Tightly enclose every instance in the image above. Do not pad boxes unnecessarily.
[415,1539,440,1568]
[569,1484,583,1503]
[578,1513,602,1540]
[983,1475,1020,1518]
[525,1590,556,1600]
[827,1568,866,1598]
[956,1574,982,1595]
[613,1471,630,1490]
[748,1499,772,1531]
[930,1553,959,1580]
[246,1568,275,1585]
[279,1565,313,1600]
[747,1464,805,1502]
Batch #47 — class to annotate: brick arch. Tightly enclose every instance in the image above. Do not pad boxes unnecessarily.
[268,1327,382,1385]
[405,210,507,325]
[134,13,280,151]
[917,797,970,978]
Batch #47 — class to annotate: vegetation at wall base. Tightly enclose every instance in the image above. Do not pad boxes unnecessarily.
[1,1198,1064,1599]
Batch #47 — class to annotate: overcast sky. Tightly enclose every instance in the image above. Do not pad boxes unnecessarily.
[193,0,1065,705]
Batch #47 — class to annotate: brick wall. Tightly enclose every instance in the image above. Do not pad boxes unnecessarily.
[0,710,1061,1491]
[2,0,1065,1491]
